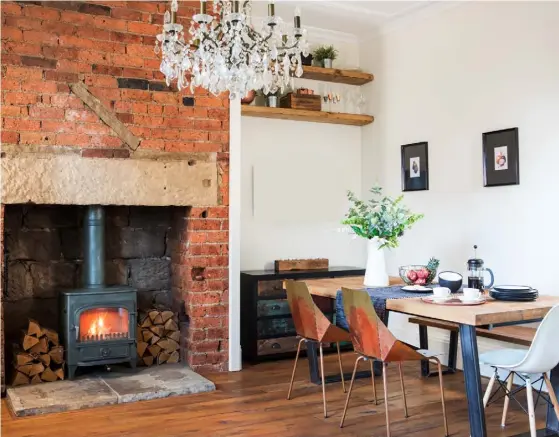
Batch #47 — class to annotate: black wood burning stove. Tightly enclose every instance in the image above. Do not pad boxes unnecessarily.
[60,206,137,379]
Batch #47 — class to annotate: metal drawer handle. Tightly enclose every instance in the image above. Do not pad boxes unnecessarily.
[271,305,281,311]
[101,347,111,357]
[271,343,281,349]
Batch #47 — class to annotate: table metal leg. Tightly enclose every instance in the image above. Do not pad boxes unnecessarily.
[460,324,487,437]
[306,340,320,384]
[418,324,456,378]
[306,339,381,385]
[419,325,430,376]
[448,330,459,372]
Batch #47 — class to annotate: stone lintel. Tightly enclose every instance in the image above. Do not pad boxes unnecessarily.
[1,148,217,207]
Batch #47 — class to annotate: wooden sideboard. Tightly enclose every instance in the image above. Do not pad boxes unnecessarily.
[240,267,365,362]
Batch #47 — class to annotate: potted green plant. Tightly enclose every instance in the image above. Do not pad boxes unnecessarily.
[313,45,338,68]
[258,90,279,108]
[342,186,423,286]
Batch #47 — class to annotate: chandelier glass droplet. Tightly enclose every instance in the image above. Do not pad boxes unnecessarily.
[155,0,309,99]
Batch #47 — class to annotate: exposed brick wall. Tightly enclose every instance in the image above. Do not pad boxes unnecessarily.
[171,205,230,372]
[0,0,230,380]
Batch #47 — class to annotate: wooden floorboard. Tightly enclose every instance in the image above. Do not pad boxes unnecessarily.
[1,353,546,437]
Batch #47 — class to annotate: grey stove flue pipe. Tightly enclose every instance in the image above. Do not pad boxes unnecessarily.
[82,205,105,288]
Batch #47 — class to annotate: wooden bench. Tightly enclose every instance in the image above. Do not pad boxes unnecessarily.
[408,317,537,376]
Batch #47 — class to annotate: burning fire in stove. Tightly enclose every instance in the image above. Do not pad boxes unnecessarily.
[79,307,129,342]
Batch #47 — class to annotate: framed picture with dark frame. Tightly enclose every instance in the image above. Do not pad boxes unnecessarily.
[401,142,429,192]
[482,128,519,187]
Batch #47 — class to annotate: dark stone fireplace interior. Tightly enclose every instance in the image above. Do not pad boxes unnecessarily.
[3,204,188,378]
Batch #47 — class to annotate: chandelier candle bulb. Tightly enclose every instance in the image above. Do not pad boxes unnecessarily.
[294,7,301,29]
[268,1,275,17]
[200,0,207,14]
[233,1,240,13]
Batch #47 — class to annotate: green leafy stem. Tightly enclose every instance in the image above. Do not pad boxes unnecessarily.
[341,186,423,249]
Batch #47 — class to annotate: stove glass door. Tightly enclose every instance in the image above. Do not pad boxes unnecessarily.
[79,307,129,342]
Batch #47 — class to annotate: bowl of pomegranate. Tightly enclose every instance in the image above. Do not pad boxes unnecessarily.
[399,258,439,286]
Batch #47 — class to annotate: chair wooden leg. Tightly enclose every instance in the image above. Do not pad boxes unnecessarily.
[319,343,327,418]
[501,372,514,427]
[370,359,378,405]
[287,338,304,400]
[434,359,449,437]
[543,373,559,422]
[382,362,391,437]
[483,370,497,407]
[526,378,537,437]
[398,362,409,418]
[336,342,346,393]
[340,356,364,428]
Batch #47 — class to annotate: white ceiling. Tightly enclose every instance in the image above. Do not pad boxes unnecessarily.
[251,1,435,37]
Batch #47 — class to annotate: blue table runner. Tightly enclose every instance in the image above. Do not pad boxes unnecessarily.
[335,285,433,329]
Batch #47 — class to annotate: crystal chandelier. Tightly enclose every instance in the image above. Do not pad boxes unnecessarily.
[155,0,309,99]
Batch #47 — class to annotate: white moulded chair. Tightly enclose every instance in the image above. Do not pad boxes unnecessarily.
[479,304,559,437]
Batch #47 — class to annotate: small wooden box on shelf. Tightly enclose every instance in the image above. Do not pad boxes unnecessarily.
[274,258,329,272]
[280,93,321,111]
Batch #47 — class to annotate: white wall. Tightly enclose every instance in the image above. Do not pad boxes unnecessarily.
[361,1,559,370]
[241,30,367,270]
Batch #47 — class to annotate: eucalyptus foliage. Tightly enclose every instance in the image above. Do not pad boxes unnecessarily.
[342,186,423,249]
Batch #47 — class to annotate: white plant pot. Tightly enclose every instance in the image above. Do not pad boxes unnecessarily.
[323,58,333,68]
[364,238,389,287]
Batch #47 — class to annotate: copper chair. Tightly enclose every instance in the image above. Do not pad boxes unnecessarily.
[339,287,449,437]
[285,280,354,418]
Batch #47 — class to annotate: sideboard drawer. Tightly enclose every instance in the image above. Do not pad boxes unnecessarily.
[256,314,334,339]
[257,299,291,317]
[257,317,296,338]
[257,280,285,297]
[257,337,306,356]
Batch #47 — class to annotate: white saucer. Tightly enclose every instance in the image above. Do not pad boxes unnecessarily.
[431,295,451,301]
[459,296,484,303]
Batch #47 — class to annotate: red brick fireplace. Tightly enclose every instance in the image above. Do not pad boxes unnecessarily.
[0,0,230,391]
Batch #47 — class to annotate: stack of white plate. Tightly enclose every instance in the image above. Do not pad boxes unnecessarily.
[489,285,539,302]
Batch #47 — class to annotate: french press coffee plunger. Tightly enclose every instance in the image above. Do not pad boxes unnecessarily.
[467,245,494,290]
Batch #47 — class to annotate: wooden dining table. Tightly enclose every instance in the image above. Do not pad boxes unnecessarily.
[303,275,559,437]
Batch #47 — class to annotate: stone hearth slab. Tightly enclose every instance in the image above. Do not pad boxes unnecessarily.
[6,378,116,417]
[102,364,216,404]
[6,365,216,417]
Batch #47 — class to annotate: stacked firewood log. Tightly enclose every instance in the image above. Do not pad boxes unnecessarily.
[136,308,180,366]
[12,320,65,386]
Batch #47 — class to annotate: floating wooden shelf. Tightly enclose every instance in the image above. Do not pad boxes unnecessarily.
[241,106,374,126]
[301,66,374,86]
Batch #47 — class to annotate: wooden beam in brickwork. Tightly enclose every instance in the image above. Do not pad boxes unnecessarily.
[69,82,141,151]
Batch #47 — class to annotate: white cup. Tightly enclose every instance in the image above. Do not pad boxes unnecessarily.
[433,287,451,299]
[463,288,481,301]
